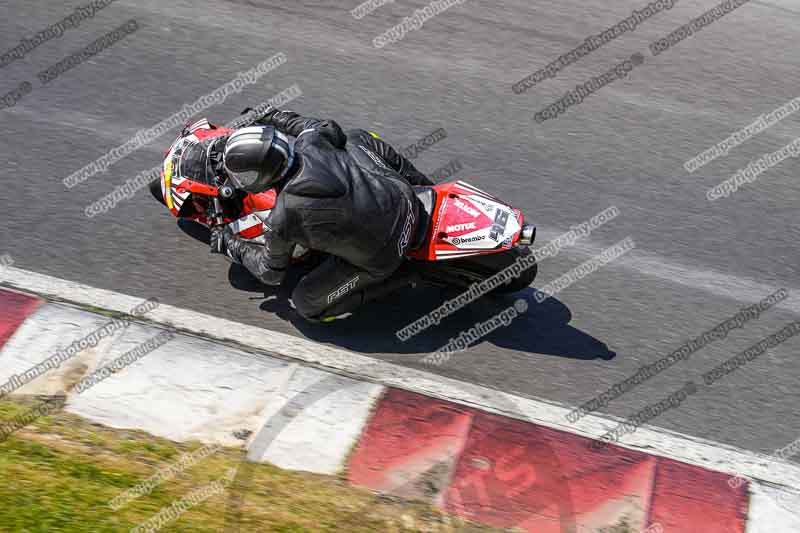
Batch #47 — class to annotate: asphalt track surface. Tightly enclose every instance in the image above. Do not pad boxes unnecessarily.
[0,0,798,458]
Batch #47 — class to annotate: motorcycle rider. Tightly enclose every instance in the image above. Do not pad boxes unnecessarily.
[208,106,435,322]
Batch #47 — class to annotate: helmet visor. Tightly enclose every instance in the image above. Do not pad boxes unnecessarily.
[225,167,261,191]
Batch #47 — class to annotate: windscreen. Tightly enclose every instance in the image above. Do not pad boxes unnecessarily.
[176,138,219,185]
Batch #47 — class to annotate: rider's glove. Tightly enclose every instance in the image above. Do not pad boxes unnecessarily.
[209,225,234,255]
[240,105,279,126]
[258,105,280,125]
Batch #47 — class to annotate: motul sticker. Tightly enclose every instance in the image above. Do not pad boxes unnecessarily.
[446,222,477,233]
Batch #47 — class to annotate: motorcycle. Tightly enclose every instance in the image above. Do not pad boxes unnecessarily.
[149,129,538,300]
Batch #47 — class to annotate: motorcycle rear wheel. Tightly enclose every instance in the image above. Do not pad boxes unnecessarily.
[416,246,538,294]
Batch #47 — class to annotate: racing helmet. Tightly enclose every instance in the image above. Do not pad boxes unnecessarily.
[223,126,294,193]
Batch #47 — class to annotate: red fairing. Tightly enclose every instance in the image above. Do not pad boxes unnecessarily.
[238,224,264,239]
[194,126,233,140]
[179,177,526,262]
[235,191,277,238]
[162,120,235,217]
[407,181,524,261]
[242,190,277,214]
[180,188,277,240]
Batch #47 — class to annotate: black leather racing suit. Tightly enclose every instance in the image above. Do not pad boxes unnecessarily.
[225,110,434,320]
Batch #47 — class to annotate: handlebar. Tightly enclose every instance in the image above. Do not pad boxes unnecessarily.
[209,197,225,226]
[174,180,233,199]
[207,186,236,227]
[175,179,236,226]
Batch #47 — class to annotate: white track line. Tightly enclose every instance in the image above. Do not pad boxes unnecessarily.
[535,227,800,316]
[2,265,800,491]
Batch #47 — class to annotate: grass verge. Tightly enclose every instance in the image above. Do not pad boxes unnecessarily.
[0,396,511,533]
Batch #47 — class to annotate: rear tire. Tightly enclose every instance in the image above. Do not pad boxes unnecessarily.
[416,246,538,294]
[493,258,538,293]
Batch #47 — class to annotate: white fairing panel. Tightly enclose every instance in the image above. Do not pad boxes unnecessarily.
[229,214,264,235]
[443,194,520,250]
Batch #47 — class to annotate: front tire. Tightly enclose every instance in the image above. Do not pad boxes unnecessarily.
[149,178,167,206]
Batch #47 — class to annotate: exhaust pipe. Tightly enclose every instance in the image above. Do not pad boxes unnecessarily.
[518,224,536,245]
